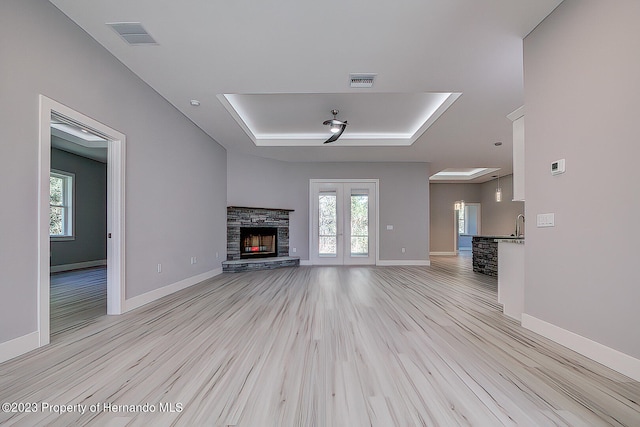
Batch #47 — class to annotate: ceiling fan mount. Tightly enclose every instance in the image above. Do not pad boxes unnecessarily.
[322,109,347,144]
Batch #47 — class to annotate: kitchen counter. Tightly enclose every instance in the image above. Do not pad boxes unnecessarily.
[472,235,525,321]
[494,238,525,244]
[497,240,525,321]
[472,236,524,277]
[474,235,524,240]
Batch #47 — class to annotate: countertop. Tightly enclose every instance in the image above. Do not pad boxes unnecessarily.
[494,238,525,244]
[472,235,524,240]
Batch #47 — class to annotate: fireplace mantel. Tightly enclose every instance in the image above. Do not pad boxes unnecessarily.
[227,206,294,212]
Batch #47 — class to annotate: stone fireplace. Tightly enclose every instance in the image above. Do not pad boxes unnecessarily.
[224,206,299,272]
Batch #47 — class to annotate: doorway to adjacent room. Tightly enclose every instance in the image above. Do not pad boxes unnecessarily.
[456,202,481,252]
[38,95,126,347]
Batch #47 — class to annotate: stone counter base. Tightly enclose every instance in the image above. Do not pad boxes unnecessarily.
[472,236,498,277]
[222,256,300,273]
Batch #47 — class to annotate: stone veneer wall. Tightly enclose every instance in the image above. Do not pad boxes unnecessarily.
[472,236,498,277]
[227,207,292,260]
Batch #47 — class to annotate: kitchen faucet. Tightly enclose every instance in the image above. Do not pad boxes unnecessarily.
[515,214,525,237]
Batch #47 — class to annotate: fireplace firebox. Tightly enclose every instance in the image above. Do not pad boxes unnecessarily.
[240,227,278,259]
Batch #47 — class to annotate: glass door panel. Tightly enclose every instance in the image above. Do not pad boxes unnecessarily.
[318,191,337,256]
[350,192,369,256]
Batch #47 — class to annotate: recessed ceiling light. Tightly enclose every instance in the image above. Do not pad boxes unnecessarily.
[190,100,201,106]
[494,141,503,146]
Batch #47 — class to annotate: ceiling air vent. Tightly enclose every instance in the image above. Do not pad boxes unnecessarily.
[349,73,376,88]
[106,22,157,45]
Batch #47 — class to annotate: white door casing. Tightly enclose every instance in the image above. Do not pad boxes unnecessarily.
[38,95,126,347]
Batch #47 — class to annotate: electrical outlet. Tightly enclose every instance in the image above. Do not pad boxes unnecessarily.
[401,247,406,253]
[292,247,297,253]
[157,263,162,273]
[387,225,394,230]
[193,256,197,264]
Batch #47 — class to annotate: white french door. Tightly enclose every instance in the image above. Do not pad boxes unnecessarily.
[310,180,377,265]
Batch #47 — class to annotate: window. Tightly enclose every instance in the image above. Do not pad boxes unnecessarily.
[50,170,74,239]
[318,191,337,255]
[458,207,465,234]
[350,192,369,256]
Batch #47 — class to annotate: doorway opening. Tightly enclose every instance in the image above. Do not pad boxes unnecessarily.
[455,202,481,252]
[49,114,108,336]
[38,95,126,347]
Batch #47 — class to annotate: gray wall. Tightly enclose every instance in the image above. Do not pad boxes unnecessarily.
[0,0,227,344]
[50,147,107,266]
[51,149,107,266]
[227,152,430,261]
[429,175,524,253]
[524,0,640,358]
[479,176,524,237]
[429,183,480,253]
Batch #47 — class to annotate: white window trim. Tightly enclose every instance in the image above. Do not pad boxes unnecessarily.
[50,168,75,241]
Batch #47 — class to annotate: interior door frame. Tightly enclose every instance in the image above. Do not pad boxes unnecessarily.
[453,202,481,253]
[309,179,379,265]
[38,95,126,347]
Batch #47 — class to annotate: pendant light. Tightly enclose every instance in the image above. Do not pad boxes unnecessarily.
[495,175,502,202]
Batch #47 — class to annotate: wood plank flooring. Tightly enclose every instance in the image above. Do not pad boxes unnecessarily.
[1,256,639,426]
[50,267,107,337]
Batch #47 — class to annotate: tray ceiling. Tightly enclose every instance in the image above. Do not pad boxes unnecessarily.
[48,0,563,180]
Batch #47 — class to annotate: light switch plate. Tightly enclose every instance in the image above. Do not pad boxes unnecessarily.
[536,213,555,227]
[386,225,394,230]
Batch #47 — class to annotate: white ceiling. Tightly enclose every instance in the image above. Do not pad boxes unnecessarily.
[49,0,563,182]
[219,92,460,146]
[51,122,108,163]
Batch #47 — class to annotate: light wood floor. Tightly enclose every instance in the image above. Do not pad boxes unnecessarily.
[50,267,107,337]
[1,257,639,426]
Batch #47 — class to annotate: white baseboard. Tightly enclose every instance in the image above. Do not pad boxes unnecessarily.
[429,252,458,256]
[300,260,430,266]
[376,260,431,266]
[125,268,223,312]
[0,331,40,364]
[50,259,107,273]
[522,313,640,382]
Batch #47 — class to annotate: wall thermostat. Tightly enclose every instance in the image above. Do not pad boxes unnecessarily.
[551,159,565,175]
